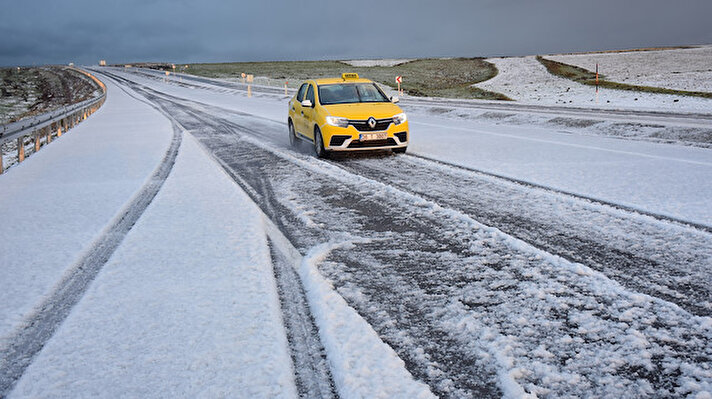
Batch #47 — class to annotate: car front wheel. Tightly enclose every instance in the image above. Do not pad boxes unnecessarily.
[288,121,298,148]
[314,127,329,158]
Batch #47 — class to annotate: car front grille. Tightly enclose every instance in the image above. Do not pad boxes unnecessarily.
[348,118,393,132]
[347,138,398,148]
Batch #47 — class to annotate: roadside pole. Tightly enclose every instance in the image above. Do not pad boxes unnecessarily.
[17,138,25,163]
[596,63,598,104]
[396,75,403,95]
[247,74,254,97]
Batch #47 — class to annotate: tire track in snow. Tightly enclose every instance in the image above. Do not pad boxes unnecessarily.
[105,76,341,398]
[0,75,182,396]
[407,152,712,234]
[268,241,338,399]
[333,154,712,317]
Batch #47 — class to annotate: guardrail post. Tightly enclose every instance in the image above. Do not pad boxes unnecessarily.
[17,137,25,163]
[47,124,53,143]
[57,121,62,137]
[0,150,4,174]
[34,131,41,152]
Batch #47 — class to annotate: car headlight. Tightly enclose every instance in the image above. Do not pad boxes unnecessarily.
[393,112,407,125]
[325,116,349,128]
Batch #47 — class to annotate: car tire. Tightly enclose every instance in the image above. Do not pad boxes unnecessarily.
[393,146,407,154]
[314,126,329,158]
[288,120,298,148]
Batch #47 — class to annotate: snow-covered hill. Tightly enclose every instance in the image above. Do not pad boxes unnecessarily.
[475,46,712,111]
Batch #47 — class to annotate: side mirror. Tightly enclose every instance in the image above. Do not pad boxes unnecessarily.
[390,96,400,103]
[301,99,313,108]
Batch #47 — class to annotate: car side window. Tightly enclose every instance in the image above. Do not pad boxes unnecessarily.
[306,84,315,104]
[296,83,308,102]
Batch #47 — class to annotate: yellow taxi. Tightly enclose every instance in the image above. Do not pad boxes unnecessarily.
[287,73,408,158]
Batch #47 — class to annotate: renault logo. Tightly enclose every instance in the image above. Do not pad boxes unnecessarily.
[367,117,377,129]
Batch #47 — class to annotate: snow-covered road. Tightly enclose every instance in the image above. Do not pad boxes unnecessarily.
[1,66,711,398]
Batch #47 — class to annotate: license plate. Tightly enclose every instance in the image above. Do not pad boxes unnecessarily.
[359,132,387,141]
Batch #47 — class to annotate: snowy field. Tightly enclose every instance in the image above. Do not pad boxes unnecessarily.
[475,55,712,111]
[341,59,413,67]
[547,45,712,92]
[1,64,711,398]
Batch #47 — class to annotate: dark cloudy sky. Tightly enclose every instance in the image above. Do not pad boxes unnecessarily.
[1,0,711,66]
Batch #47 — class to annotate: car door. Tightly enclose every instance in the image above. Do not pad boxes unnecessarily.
[292,83,308,136]
[302,83,317,141]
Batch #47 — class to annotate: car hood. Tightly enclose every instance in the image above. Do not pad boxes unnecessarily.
[322,102,403,120]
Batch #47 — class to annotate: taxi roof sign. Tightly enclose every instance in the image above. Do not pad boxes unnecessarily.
[342,73,359,80]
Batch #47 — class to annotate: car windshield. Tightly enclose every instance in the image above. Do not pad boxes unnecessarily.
[318,83,390,105]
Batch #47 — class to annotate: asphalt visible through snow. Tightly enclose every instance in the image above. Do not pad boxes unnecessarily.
[95,70,712,398]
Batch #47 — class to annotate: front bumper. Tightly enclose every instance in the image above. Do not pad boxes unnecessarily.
[321,122,409,151]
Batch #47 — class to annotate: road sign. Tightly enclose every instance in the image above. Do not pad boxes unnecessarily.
[395,76,402,84]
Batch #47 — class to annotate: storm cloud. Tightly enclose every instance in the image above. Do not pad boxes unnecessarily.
[1,0,711,66]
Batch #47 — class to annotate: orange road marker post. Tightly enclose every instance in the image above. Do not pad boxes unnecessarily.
[17,138,25,163]
[396,75,403,95]
[285,81,288,96]
[246,74,254,97]
[595,63,599,104]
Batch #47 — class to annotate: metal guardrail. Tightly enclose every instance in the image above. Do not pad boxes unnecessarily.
[0,67,107,174]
